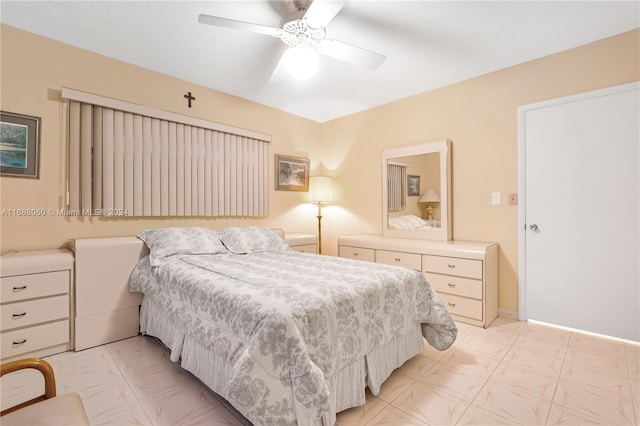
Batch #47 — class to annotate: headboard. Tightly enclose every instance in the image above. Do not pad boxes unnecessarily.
[72,237,147,350]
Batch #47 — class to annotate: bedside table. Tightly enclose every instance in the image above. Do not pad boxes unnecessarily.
[284,233,318,254]
[0,249,74,361]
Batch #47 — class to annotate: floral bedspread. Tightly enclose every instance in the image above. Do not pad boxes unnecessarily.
[129,250,457,425]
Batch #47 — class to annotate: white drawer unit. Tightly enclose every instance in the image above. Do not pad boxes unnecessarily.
[339,246,375,262]
[1,271,69,303]
[0,249,74,361]
[1,295,69,331]
[438,293,483,321]
[424,255,485,322]
[284,233,318,254]
[422,255,482,279]
[425,273,483,300]
[376,250,421,271]
[1,320,70,360]
[423,254,486,323]
[338,234,498,327]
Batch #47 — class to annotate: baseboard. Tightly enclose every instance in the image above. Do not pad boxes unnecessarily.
[498,308,519,320]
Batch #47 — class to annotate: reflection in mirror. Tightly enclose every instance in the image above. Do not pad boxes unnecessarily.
[382,140,451,241]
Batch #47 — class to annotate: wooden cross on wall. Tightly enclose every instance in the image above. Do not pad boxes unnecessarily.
[184,92,196,108]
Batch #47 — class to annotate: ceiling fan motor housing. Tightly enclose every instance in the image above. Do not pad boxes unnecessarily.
[281,19,326,47]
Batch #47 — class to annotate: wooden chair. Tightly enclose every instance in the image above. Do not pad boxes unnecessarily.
[1,358,89,425]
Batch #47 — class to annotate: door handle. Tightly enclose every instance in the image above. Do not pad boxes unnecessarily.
[529,224,539,231]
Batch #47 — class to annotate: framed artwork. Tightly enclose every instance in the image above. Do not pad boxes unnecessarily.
[275,154,310,191]
[0,111,41,179]
[407,175,420,196]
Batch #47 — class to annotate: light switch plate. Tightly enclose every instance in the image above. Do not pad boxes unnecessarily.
[491,192,501,205]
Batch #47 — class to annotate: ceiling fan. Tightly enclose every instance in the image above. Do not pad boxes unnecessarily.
[198,0,386,78]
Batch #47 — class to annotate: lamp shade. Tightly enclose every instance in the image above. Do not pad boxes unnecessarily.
[309,176,333,203]
[419,189,440,203]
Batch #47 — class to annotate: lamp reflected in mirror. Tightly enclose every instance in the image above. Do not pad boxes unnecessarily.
[419,189,440,220]
[309,176,333,254]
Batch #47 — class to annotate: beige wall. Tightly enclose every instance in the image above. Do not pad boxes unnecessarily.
[320,29,639,312]
[1,25,638,312]
[0,25,321,252]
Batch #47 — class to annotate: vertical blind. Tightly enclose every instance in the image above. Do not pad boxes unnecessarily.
[65,90,270,217]
[387,162,407,212]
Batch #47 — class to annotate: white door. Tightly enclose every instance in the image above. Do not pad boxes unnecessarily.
[518,83,639,342]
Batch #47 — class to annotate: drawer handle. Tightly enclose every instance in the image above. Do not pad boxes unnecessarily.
[448,283,456,288]
[12,285,27,291]
[353,252,358,256]
[12,312,27,319]
[395,258,401,262]
[448,302,456,307]
[12,339,27,346]
[447,264,456,269]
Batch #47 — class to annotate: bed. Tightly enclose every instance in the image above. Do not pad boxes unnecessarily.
[126,226,457,426]
[388,214,441,232]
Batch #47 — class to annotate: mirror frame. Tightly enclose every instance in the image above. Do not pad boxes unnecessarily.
[382,140,452,241]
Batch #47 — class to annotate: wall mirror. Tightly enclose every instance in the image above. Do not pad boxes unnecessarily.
[382,140,451,241]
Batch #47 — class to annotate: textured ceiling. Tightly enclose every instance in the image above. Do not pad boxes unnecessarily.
[2,1,638,122]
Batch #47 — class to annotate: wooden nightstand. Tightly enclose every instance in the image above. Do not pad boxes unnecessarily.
[0,249,74,361]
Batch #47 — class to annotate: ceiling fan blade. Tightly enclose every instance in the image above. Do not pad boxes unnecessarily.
[303,0,348,29]
[268,50,289,85]
[318,39,386,70]
[198,14,282,37]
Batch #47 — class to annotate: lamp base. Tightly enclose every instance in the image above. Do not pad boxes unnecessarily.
[317,215,323,254]
[316,201,323,254]
[426,204,434,221]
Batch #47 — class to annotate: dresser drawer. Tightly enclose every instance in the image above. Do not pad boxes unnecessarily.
[339,246,375,262]
[0,271,69,303]
[375,250,422,270]
[439,293,483,321]
[425,273,483,300]
[1,320,69,359]
[291,244,317,254]
[422,255,482,279]
[1,295,69,332]
[438,293,482,321]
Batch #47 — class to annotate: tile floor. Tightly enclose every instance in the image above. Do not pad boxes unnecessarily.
[2,316,639,425]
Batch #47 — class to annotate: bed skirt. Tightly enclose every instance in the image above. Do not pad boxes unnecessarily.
[139,295,424,426]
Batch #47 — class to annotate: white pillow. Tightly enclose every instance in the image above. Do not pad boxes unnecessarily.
[138,227,227,266]
[219,226,290,254]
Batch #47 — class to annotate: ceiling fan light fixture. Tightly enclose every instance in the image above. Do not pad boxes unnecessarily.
[282,47,319,80]
[198,0,385,78]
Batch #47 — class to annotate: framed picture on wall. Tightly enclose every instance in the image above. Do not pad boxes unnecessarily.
[407,175,420,196]
[0,111,41,179]
[275,154,310,191]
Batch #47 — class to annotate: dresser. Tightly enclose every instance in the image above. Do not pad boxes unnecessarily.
[0,250,74,361]
[284,233,317,253]
[338,235,498,328]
